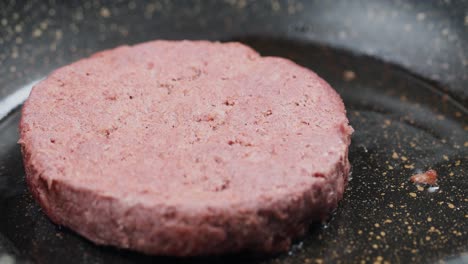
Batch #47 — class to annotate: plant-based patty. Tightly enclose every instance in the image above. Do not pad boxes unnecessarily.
[19,40,353,256]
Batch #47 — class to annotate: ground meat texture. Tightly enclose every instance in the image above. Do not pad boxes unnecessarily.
[19,40,353,256]
[410,169,438,185]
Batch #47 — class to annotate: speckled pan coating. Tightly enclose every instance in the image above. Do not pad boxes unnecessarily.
[19,40,352,256]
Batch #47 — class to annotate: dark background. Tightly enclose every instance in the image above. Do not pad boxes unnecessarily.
[0,1,467,263]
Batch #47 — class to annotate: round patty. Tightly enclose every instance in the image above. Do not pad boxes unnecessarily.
[19,41,353,256]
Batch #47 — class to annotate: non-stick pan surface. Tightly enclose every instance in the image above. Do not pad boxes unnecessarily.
[0,1,467,263]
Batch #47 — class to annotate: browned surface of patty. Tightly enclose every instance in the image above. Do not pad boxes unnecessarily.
[19,40,353,255]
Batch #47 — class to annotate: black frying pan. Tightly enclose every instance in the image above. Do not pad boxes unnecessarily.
[0,1,467,263]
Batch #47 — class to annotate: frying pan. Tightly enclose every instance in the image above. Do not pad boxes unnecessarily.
[0,1,466,263]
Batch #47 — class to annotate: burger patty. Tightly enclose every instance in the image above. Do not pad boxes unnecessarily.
[19,40,353,256]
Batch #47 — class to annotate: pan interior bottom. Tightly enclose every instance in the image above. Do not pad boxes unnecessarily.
[0,37,466,264]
